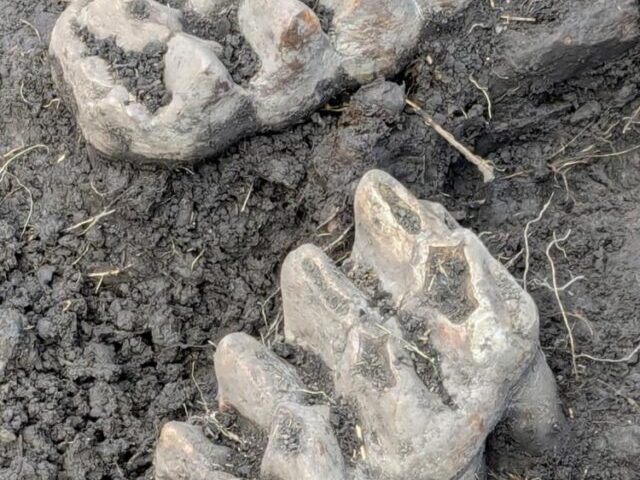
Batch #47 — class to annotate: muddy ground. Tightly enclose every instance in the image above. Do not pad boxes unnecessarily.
[1,0,639,479]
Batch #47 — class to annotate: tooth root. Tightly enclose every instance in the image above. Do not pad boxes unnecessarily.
[154,422,238,480]
[214,333,304,429]
[261,402,346,480]
[238,0,339,127]
[281,244,372,370]
[503,350,569,455]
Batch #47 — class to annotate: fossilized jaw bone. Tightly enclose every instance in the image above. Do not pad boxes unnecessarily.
[50,0,467,164]
[153,170,566,479]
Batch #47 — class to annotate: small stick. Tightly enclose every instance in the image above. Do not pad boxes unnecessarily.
[19,82,34,106]
[405,99,495,183]
[71,243,91,266]
[546,230,579,378]
[469,75,493,119]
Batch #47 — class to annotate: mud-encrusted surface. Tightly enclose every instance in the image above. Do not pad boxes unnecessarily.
[77,27,171,113]
[155,0,260,85]
[1,1,640,479]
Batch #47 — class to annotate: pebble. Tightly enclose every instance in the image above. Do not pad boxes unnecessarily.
[0,308,23,375]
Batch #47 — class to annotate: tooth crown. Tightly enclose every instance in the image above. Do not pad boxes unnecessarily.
[50,0,465,163]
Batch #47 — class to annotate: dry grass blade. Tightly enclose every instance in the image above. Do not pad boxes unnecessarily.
[8,173,34,238]
[0,144,50,181]
[551,144,640,172]
[65,208,116,235]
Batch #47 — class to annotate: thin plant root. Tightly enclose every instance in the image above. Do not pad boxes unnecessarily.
[522,193,554,291]
[577,343,640,364]
[545,230,579,378]
[469,75,493,119]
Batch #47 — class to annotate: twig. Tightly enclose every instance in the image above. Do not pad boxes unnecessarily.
[260,288,282,345]
[545,230,578,377]
[522,193,554,291]
[469,75,492,119]
[19,82,34,105]
[71,243,91,266]
[405,98,495,182]
[577,343,640,364]
[375,323,435,364]
[534,274,585,293]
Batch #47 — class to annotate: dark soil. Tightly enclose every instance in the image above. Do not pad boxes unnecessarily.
[76,27,172,113]
[1,1,640,480]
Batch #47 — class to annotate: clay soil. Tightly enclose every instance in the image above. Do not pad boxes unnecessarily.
[1,1,639,479]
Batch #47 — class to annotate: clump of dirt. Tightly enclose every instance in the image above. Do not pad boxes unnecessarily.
[423,244,477,324]
[76,26,172,113]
